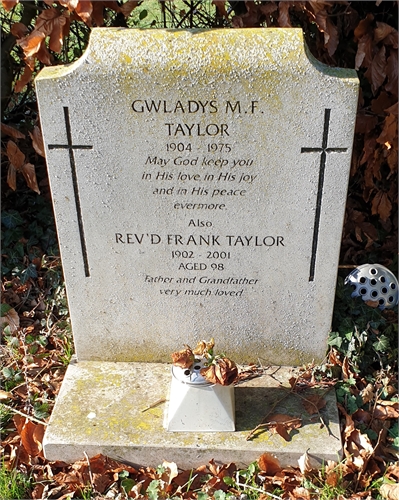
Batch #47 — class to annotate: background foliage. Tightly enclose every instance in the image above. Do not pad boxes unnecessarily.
[1,1,398,499]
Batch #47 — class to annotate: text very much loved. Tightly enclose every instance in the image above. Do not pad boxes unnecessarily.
[144,275,260,298]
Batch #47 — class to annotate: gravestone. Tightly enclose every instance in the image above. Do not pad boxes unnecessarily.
[36,28,358,466]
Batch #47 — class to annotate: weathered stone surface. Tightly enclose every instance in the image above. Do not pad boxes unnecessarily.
[43,360,342,467]
[36,28,359,365]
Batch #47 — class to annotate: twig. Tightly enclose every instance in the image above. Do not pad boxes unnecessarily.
[4,404,48,425]
[235,472,282,499]
[292,387,338,439]
[84,451,95,492]
[141,398,167,412]
[246,391,291,441]
[354,428,384,491]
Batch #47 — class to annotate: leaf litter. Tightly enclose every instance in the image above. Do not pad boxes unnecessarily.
[1,288,397,499]
[1,1,398,498]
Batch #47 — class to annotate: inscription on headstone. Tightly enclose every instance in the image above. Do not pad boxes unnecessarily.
[36,28,358,365]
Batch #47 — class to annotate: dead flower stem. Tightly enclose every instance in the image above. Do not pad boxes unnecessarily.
[4,404,48,425]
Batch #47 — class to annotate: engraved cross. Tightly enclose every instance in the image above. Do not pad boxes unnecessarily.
[301,108,347,282]
[48,107,93,277]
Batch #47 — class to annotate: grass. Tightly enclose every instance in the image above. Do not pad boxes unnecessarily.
[0,463,31,500]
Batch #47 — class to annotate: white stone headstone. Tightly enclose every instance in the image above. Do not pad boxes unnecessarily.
[36,28,358,366]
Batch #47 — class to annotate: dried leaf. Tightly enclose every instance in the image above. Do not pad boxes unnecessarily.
[308,2,339,56]
[377,113,398,146]
[374,21,395,43]
[119,0,140,17]
[354,13,374,40]
[371,191,392,221]
[17,31,46,58]
[371,92,393,115]
[29,126,45,157]
[381,483,399,500]
[365,45,387,95]
[356,112,379,134]
[273,423,291,441]
[36,42,52,66]
[346,428,374,468]
[7,164,17,191]
[0,306,20,332]
[302,394,327,415]
[373,402,399,420]
[257,453,281,475]
[10,22,29,38]
[200,357,238,386]
[14,64,33,93]
[91,0,106,26]
[1,122,25,139]
[268,414,302,441]
[75,0,93,24]
[21,163,41,194]
[6,140,25,169]
[324,465,340,487]
[49,13,69,52]
[278,1,292,27]
[0,389,14,400]
[1,0,19,11]
[298,451,313,475]
[171,346,194,369]
[355,34,374,70]
[360,383,375,404]
[259,2,278,17]
[385,50,398,98]
[212,0,228,19]
[193,338,214,356]
[17,418,45,457]
[59,0,79,10]
[342,356,354,381]
[328,348,342,367]
[160,461,178,485]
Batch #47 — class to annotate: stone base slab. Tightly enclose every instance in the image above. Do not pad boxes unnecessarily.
[44,360,342,468]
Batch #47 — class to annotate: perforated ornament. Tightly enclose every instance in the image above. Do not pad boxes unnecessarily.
[345,264,398,309]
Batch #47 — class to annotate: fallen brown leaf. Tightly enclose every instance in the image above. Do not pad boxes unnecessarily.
[380,483,399,500]
[6,140,25,169]
[298,450,313,475]
[373,402,399,420]
[258,452,282,475]
[360,383,375,404]
[267,414,302,441]
[29,126,46,157]
[302,394,327,415]
[1,122,25,139]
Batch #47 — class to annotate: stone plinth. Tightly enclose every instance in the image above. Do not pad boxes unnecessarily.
[44,360,342,468]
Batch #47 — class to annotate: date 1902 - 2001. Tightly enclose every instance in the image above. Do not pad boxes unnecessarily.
[171,251,231,259]
[166,143,232,153]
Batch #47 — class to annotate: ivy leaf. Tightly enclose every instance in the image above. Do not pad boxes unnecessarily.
[214,491,227,500]
[21,263,38,283]
[373,335,390,352]
[0,304,12,316]
[146,480,160,500]
[1,210,24,229]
